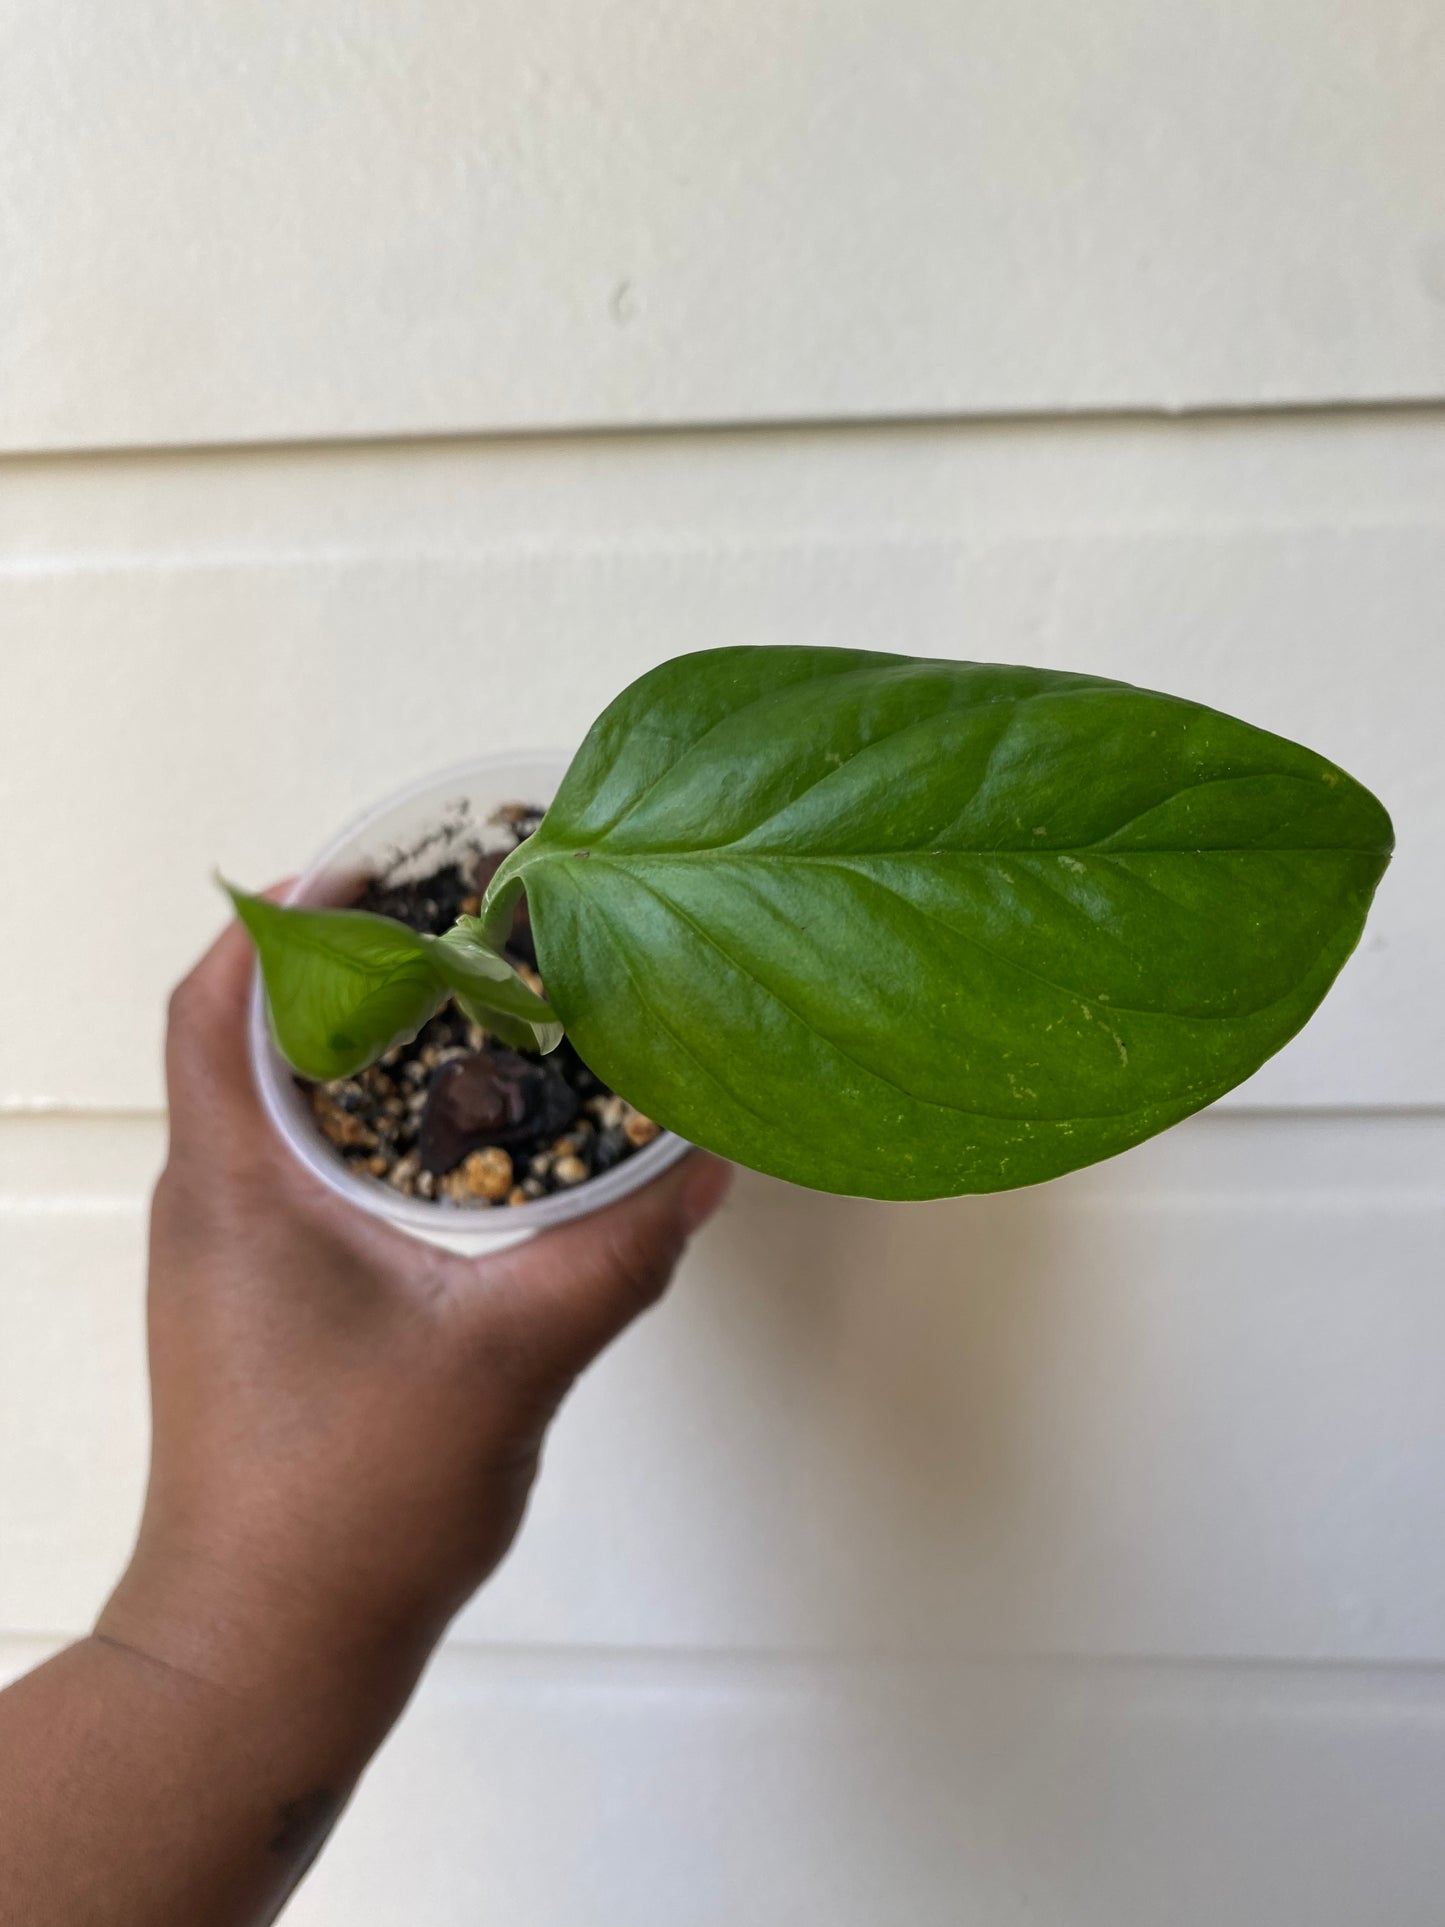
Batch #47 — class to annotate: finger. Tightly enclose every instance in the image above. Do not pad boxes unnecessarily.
[165,880,296,1150]
[477,1152,731,1392]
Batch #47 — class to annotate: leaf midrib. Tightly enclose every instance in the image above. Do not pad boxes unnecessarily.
[592,862,1239,1129]
[519,842,1387,868]
[265,925,434,982]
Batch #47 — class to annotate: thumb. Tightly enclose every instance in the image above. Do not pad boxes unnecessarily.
[479,1151,732,1391]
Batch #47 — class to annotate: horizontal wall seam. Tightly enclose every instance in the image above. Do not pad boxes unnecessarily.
[3,394,1445,473]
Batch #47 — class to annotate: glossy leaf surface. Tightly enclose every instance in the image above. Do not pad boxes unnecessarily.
[486,648,1392,1198]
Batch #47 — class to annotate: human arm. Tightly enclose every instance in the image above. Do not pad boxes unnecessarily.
[0,910,728,1925]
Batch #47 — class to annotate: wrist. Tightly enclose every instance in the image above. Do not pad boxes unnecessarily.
[97,1530,439,1727]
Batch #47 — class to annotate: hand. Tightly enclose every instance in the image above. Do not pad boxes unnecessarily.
[99,907,730,1700]
[0,906,727,1927]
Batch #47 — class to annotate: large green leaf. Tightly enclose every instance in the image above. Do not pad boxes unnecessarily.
[484,648,1392,1198]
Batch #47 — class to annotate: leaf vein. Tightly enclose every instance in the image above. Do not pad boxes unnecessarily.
[576,891,888,1171]
[586,669,1121,847]
[602,866,1159,1127]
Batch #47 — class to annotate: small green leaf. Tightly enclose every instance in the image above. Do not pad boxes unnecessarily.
[226,885,564,1078]
[225,884,447,1081]
[487,647,1393,1199]
[429,919,564,1054]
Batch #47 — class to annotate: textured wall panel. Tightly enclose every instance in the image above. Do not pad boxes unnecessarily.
[0,525,1428,1106]
[301,1651,1445,1927]
[3,1,1444,450]
[4,1114,1442,1665]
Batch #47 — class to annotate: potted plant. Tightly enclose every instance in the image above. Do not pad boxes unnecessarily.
[233,646,1392,1246]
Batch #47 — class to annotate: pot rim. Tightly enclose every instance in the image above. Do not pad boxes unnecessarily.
[246,748,692,1250]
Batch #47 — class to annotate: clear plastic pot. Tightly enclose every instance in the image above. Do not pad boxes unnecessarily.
[247,751,691,1254]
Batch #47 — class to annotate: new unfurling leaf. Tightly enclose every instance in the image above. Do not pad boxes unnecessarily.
[429,919,564,1055]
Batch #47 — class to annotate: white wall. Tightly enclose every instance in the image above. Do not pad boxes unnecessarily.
[2,6,1443,1922]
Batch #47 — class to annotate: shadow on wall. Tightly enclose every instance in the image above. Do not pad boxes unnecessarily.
[496,1117,1370,1659]
[449,1127,1429,1924]
[681,1165,1102,1653]
[602,1168,1169,1920]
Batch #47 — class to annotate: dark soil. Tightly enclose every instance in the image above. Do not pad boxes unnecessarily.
[301,804,659,1209]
